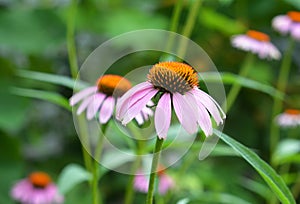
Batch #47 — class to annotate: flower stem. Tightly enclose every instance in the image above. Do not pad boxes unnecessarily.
[177,0,202,58]
[224,53,255,112]
[146,138,164,204]
[125,124,144,204]
[165,0,184,52]
[92,124,108,204]
[270,37,295,158]
[67,0,78,79]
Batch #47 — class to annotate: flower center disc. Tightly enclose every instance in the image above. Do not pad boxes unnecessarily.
[288,11,300,22]
[285,109,300,115]
[29,172,52,188]
[246,30,270,42]
[97,74,132,97]
[148,62,198,94]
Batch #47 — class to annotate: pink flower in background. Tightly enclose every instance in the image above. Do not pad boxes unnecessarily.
[70,74,153,125]
[276,109,300,128]
[272,11,300,40]
[134,168,174,195]
[11,172,63,204]
[116,62,225,139]
[231,30,281,60]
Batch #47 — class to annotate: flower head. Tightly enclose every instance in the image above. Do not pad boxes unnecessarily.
[11,171,63,204]
[276,109,300,128]
[70,74,153,125]
[272,11,300,41]
[116,62,225,139]
[134,167,174,195]
[231,30,281,60]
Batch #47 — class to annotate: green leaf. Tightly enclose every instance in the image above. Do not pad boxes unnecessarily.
[10,87,71,111]
[214,129,296,204]
[240,178,272,200]
[284,0,300,9]
[188,191,252,204]
[200,72,284,99]
[273,139,300,165]
[16,69,89,90]
[199,8,246,35]
[57,164,92,194]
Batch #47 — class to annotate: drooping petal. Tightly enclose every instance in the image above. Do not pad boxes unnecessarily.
[155,93,171,139]
[158,174,174,195]
[192,88,225,125]
[116,82,153,119]
[172,92,198,134]
[76,95,94,115]
[69,86,97,106]
[186,91,212,136]
[121,89,158,125]
[86,93,106,120]
[99,97,115,124]
[134,113,144,125]
[272,15,292,35]
[291,24,300,41]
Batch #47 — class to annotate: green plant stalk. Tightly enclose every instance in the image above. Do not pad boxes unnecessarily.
[67,0,79,79]
[270,37,295,158]
[225,53,255,112]
[92,124,108,204]
[125,123,145,204]
[146,138,164,204]
[177,0,202,58]
[165,0,184,52]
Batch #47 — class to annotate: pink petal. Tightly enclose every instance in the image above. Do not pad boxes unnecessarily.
[155,93,171,139]
[134,113,144,125]
[121,89,158,125]
[99,97,115,124]
[77,95,94,115]
[86,93,106,120]
[116,82,153,119]
[158,174,174,195]
[192,88,225,124]
[172,93,198,134]
[69,86,97,106]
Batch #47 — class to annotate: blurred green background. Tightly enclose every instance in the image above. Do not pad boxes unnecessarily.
[1,0,300,203]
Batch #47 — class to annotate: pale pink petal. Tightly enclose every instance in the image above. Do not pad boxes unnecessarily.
[158,174,174,195]
[135,113,144,125]
[121,89,158,125]
[99,96,115,124]
[69,86,97,106]
[134,173,149,193]
[192,88,225,124]
[76,95,94,115]
[172,93,198,134]
[86,93,106,120]
[291,24,300,41]
[116,82,153,119]
[272,15,292,35]
[155,93,171,139]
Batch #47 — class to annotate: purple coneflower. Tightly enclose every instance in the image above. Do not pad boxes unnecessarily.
[276,109,300,128]
[134,168,174,195]
[11,171,63,204]
[116,61,225,139]
[231,30,281,60]
[272,11,300,40]
[70,74,153,125]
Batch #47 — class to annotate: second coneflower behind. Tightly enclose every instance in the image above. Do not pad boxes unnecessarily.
[231,30,281,60]
[272,11,300,40]
[116,61,225,139]
[70,74,153,125]
[276,109,300,128]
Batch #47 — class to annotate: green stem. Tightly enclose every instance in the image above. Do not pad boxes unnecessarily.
[92,124,108,204]
[177,0,202,58]
[270,37,295,159]
[125,123,145,204]
[225,53,255,112]
[67,0,79,79]
[146,138,164,204]
[165,0,184,52]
